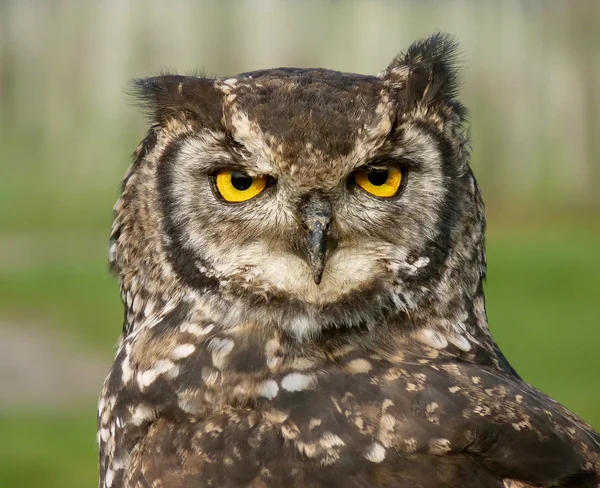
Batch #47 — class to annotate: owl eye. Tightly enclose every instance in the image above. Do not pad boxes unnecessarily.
[353,166,403,198]
[214,170,268,202]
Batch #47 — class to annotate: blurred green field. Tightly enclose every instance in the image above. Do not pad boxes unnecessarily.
[0,217,598,488]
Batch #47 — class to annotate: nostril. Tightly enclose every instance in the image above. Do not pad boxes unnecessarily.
[299,192,332,228]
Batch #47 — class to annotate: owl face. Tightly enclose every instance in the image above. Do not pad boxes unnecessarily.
[116,36,480,338]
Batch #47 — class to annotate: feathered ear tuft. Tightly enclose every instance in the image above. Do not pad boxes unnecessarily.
[128,74,222,126]
[382,33,466,120]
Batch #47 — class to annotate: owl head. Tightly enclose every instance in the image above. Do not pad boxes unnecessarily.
[110,34,486,340]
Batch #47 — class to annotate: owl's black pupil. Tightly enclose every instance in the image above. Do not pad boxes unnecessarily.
[231,172,253,191]
[367,169,389,186]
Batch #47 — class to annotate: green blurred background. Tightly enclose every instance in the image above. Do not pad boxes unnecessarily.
[0,0,599,486]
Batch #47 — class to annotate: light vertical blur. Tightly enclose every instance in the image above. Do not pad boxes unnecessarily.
[1,0,599,209]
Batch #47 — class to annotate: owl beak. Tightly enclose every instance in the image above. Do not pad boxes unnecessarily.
[306,221,328,285]
[300,193,332,285]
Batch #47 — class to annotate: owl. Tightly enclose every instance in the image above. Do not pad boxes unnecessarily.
[98,34,600,488]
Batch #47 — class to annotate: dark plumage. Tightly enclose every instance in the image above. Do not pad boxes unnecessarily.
[98,34,600,488]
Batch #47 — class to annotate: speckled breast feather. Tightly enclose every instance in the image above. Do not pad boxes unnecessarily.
[98,34,600,488]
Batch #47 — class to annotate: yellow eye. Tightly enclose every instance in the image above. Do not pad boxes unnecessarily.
[214,170,268,202]
[353,166,403,198]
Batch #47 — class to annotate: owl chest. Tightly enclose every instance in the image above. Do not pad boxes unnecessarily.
[109,327,462,450]
[210,360,498,488]
[241,357,464,459]
[162,339,460,439]
[104,338,501,488]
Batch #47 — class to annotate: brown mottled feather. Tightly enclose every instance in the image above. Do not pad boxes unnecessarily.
[98,34,600,488]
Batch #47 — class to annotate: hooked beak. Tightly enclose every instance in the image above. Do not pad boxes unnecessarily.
[306,220,328,284]
[300,192,332,285]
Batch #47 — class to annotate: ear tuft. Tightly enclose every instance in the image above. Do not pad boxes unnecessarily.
[128,74,222,126]
[382,33,465,119]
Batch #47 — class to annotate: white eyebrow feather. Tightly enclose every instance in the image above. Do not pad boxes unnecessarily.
[177,133,275,176]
